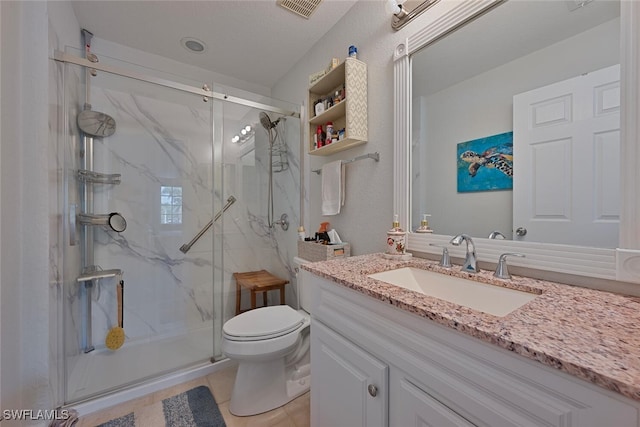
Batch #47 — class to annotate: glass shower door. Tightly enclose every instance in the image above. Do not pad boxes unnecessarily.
[62,62,220,403]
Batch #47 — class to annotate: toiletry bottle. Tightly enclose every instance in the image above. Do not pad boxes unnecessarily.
[297,226,305,241]
[325,122,334,145]
[386,214,407,255]
[349,45,357,59]
[415,214,433,233]
[316,125,325,148]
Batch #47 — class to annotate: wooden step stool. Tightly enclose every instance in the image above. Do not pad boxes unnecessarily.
[234,270,289,315]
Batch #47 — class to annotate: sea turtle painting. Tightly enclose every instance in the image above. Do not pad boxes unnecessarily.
[460,143,513,178]
[457,131,513,193]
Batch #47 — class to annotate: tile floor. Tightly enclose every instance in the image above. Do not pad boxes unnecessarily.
[76,365,310,427]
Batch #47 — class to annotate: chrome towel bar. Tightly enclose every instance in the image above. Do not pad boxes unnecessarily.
[312,152,380,174]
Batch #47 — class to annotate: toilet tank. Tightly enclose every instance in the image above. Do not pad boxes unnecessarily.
[293,256,312,313]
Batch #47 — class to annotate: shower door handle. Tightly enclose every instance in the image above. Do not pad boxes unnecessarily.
[180,196,236,253]
[70,204,78,246]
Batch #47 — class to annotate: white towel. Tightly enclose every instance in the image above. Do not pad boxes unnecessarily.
[321,160,346,215]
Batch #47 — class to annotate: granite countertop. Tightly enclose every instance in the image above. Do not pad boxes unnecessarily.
[302,253,640,402]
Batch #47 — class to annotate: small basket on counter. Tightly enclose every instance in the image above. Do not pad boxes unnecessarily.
[297,241,351,262]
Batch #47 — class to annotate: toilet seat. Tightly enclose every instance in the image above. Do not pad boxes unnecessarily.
[223,305,304,342]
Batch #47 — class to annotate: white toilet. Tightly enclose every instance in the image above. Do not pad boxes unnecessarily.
[222,257,312,416]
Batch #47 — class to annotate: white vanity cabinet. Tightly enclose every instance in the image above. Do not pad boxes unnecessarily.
[311,320,387,427]
[391,370,475,427]
[305,270,640,427]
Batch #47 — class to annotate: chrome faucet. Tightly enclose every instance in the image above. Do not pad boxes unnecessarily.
[488,230,506,239]
[450,234,478,273]
[429,243,452,268]
[494,252,526,279]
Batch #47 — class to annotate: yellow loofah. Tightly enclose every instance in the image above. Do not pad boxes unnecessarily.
[105,279,125,350]
[105,326,124,350]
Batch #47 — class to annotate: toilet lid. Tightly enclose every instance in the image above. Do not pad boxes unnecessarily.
[223,305,304,341]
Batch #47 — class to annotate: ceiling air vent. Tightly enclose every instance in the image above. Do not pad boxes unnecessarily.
[277,0,322,19]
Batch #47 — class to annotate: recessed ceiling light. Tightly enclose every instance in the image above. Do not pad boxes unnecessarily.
[181,37,206,54]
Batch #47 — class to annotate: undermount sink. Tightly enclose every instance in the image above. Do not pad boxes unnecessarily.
[368,267,537,317]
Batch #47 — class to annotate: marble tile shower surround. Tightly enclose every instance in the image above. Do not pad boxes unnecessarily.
[64,75,301,340]
[65,77,216,355]
[302,254,640,402]
[58,54,302,402]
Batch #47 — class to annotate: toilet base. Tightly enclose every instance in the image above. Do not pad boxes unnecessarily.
[229,358,310,416]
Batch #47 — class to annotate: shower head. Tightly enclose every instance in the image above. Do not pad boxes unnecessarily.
[259,112,280,130]
[259,112,272,129]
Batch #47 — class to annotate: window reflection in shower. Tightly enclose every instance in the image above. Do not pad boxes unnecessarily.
[160,185,183,225]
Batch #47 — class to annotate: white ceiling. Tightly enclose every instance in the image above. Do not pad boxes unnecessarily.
[71,0,359,89]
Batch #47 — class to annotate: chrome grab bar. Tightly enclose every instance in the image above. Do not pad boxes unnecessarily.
[180,196,236,253]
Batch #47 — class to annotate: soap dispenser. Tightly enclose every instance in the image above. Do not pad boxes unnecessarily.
[385,214,409,257]
[415,214,433,233]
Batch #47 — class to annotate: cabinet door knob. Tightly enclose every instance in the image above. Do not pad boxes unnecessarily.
[367,384,378,397]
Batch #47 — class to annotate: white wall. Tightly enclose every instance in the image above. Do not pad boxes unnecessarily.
[1,1,51,424]
[0,0,6,414]
[0,0,3,413]
[271,1,442,255]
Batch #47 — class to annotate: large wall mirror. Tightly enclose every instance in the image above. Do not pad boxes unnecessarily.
[393,0,640,286]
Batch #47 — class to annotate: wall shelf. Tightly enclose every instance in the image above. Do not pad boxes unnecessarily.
[308,58,367,156]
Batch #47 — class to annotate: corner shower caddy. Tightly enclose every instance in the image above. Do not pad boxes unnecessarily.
[71,29,126,353]
[72,153,125,354]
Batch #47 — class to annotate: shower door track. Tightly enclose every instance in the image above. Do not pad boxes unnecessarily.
[52,50,301,119]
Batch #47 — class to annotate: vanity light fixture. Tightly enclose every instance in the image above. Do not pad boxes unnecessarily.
[232,124,255,144]
[388,0,441,31]
[386,0,408,20]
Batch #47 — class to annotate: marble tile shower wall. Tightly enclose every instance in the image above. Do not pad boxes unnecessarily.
[220,117,301,318]
[59,65,302,371]
[64,73,216,357]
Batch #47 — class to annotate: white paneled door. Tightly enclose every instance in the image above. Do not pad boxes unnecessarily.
[513,64,620,247]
